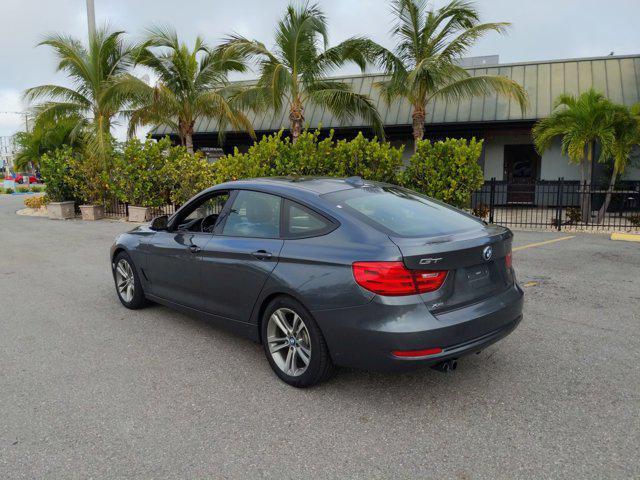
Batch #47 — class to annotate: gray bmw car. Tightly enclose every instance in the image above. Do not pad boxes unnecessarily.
[111,177,523,387]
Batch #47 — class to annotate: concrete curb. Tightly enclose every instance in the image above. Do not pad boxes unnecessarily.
[611,232,640,243]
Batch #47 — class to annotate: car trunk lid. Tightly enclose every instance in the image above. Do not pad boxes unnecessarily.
[389,225,514,312]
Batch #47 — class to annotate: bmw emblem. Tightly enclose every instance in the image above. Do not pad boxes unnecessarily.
[482,246,493,261]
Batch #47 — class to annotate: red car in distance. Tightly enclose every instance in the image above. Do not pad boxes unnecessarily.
[4,173,40,184]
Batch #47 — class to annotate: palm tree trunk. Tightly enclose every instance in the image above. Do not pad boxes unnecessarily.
[289,102,305,143]
[579,143,593,221]
[597,166,618,224]
[180,120,195,154]
[412,105,426,152]
[185,133,194,154]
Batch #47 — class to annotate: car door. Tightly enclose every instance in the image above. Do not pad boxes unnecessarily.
[145,191,230,310]
[200,190,284,321]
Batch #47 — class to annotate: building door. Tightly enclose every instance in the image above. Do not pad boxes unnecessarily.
[504,145,540,204]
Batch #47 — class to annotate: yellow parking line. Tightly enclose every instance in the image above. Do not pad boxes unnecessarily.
[611,233,640,243]
[513,235,575,252]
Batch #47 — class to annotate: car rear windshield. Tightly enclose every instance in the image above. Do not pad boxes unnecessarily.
[323,186,483,237]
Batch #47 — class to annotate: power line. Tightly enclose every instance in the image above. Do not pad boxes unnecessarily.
[0,111,30,131]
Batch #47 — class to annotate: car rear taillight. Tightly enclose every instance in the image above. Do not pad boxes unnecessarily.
[505,252,513,269]
[352,261,447,296]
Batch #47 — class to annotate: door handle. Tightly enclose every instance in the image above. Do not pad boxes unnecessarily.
[189,245,202,253]
[251,250,273,260]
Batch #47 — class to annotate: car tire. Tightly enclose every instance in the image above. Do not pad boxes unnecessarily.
[261,296,334,388]
[112,251,148,309]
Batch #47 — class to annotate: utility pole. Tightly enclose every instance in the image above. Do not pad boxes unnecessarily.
[86,0,96,38]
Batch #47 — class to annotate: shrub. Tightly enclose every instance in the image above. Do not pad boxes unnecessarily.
[39,146,76,202]
[16,185,30,193]
[213,130,334,183]
[566,207,582,224]
[5,188,14,194]
[401,138,484,208]
[24,195,47,209]
[213,129,404,184]
[30,185,45,193]
[110,137,172,207]
[472,203,490,219]
[0,187,4,194]
[627,214,640,228]
[67,152,111,205]
[162,146,216,205]
[331,132,403,183]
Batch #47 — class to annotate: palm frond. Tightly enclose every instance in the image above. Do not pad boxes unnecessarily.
[430,74,528,112]
[438,22,510,60]
[23,84,91,107]
[306,81,385,138]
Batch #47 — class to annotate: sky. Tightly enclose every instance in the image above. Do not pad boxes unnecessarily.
[0,0,639,138]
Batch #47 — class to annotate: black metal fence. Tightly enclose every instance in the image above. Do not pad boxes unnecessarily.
[100,180,640,232]
[471,178,640,231]
[104,199,178,219]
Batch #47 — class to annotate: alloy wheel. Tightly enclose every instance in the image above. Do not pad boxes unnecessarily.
[115,258,135,303]
[266,307,312,377]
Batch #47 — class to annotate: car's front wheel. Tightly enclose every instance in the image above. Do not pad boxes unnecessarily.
[261,296,334,388]
[112,251,147,309]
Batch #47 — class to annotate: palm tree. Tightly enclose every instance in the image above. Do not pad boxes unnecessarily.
[23,28,136,159]
[596,103,640,223]
[533,89,620,220]
[361,0,527,150]
[127,27,255,153]
[13,116,80,171]
[220,3,384,142]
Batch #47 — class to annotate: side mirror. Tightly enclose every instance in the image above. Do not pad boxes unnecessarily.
[150,215,169,231]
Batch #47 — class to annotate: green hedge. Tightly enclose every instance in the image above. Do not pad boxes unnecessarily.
[35,131,485,210]
[161,145,216,205]
[214,130,484,209]
[109,137,172,207]
[213,129,404,184]
[401,138,484,208]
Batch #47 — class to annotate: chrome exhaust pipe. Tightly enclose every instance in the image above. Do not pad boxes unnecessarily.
[431,359,458,373]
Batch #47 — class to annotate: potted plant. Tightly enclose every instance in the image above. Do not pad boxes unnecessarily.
[73,157,107,221]
[110,138,170,222]
[39,147,76,220]
[79,202,105,221]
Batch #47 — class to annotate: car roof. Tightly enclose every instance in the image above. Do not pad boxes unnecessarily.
[211,176,383,196]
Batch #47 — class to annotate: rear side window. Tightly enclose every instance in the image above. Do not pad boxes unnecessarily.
[284,200,334,238]
[222,190,281,238]
[324,186,482,237]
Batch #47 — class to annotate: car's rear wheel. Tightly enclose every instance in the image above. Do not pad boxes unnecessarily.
[113,251,147,309]
[261,296,334,388]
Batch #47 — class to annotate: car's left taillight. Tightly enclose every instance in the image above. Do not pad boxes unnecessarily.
[352,261,447,296]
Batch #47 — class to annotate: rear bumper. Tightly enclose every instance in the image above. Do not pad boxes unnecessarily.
[312,283,524,372]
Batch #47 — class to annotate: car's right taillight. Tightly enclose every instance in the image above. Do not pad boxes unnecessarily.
[352,261,447,296]
[505,251,513,269]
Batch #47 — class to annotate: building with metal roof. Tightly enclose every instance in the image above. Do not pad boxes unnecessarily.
[153,53,640,199]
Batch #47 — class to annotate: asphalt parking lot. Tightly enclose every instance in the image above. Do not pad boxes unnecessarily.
[1,194,638,479]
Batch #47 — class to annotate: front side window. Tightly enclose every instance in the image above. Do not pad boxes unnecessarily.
[184,194,229,222]
[222,190,281,238]
[177,192,230,232]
